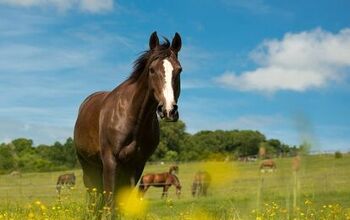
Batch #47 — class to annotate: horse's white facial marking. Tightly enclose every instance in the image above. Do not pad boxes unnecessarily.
[162,59,175,112]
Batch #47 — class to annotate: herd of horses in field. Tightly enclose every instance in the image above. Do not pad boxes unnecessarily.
[55,164,213,198]
[55,158,279,198]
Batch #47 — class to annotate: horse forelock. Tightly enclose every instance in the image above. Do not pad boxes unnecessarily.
[128,38,172,82]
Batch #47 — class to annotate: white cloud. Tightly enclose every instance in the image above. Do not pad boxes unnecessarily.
[79,0,113,13]
[0,0,114,13]
[216,28,350,93]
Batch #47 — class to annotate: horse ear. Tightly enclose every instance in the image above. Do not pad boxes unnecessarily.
[149,31,159,50]
[171,32,182,53]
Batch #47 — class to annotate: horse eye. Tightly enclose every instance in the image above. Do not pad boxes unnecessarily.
[149,68,155,74]
[178,67,182,74]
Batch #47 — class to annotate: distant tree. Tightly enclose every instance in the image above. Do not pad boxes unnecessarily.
[36,138,77,169]
[151,120,188,161]
[62,138,77,168]
[179,129,266,160]
[335,151,342,159]
[0,120,299,171]
[11,138,34,156]
[299,141,311,155]
[164,150,178,161]
[267,139,281,154]
[234,130,266,156]
[0,144,16,172]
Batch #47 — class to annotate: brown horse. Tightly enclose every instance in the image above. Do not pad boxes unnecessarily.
[260,159,277,172]
[139,167,181,198]
[74,32,182,209]
[56,173,76,194]
[192,171,211,197]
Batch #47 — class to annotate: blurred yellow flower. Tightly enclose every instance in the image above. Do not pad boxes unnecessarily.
[191,210,214,220]
[200,161,239,187]
[116,187,147,216]
[28,212,34,218]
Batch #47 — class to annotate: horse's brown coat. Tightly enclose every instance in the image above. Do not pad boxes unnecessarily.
[260,159,277,170]
[56,173,76,194]
[74,32,182,207]
[139,166,181,198]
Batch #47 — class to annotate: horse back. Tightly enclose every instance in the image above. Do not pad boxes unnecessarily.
[74,91,109,158]
[141,172,170,187]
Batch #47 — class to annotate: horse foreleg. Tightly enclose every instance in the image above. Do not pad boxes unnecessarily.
[101,152,117,208]
[140,185,150,198]
[77,153,103,191]
[191,183,196,197]
[56,184,62,196]
[203,185,208,196]
[162,186,169,199]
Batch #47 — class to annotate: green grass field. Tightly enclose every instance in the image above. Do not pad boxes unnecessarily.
[1,154,350,219]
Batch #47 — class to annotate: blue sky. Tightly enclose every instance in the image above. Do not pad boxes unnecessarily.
[0,0,350,152]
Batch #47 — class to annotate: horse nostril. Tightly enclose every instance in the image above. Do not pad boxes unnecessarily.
[157,105,163,113]
[170,104,178,115]
[172,104,178,111]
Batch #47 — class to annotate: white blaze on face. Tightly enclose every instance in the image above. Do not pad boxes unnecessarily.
[162,59,175,112]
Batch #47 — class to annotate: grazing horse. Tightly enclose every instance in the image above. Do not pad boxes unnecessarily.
[260,159,277,172]
[139,171,181,198]
[10,171,21,177]
[192,171,211,197]
[74,32,183,209]
[56,173,76,194]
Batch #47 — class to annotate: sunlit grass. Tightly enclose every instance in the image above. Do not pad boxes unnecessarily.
[0,154,349,219]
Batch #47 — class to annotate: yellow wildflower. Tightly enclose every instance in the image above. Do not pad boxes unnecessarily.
[28,212,35,218]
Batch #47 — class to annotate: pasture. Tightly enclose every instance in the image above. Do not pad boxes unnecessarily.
[0,154,350,219]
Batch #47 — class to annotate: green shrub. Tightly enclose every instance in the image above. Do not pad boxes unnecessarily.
[335,151,342,159]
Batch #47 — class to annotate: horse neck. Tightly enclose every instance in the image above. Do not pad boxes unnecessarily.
[171,175,180,188]
[127,69,158,125]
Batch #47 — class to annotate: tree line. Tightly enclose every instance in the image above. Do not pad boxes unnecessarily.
[0,120,299,173]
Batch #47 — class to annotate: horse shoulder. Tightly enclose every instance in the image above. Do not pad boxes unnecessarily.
[74,91,109,157]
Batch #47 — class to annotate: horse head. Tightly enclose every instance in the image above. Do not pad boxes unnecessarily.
[146,32,182,122]
[169,165,179,174]
[171,174,181,198]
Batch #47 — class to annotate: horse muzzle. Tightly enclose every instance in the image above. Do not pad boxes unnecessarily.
[157,104,179,122]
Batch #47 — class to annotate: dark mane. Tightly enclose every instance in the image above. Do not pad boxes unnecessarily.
[128,38,171,82]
